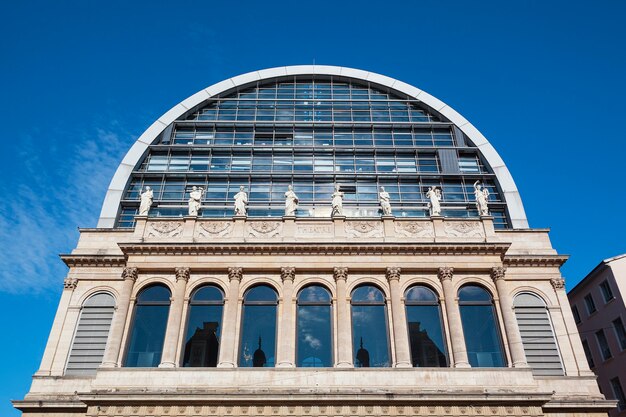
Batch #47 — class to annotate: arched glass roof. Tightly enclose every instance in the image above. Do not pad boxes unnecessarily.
[98,66,528,229]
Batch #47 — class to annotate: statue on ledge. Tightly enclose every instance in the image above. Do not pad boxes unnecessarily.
[139,186,153,216]
[188,186,204,216]
[284,185,299,216]
[379,186,392,216]
[331,183,344,217]
[426,186,442,216]
[234,186,248,216]
[473,181,490,216]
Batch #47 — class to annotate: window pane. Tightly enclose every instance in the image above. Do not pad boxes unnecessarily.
[406,304,447,367]
[297,304,332,367]
[182,303,223,367]
[239,304,277,367]
[125,304,169,367]
[351,304,390,367]
[459,304,506,367]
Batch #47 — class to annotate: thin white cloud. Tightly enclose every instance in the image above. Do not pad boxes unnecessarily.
[0,128,132,294]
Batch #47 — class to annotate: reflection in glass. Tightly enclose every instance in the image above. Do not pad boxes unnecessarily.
[239,285,278,367]
[351,285,390,367]
[182,285,224,367]
[297,286,332,367]
[404,286,448,367]
[124,285,171,367]
[458,285,506,367]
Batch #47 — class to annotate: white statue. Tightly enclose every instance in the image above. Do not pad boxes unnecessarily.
[474,181,490,216]
[234,186,248,216]
[379,186,392,216]
[139,186,153,216]
[188,186,204,216]
[331,184,344,217]
[426,186,442,216]
[284,185,299,216]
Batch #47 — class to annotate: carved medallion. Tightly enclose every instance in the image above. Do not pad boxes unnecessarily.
[146,221,183,238]
[443,221,484,237]
[247,221,282,237]
[346,221,384,238]
[197,221,233,238]
[394,221,435,237]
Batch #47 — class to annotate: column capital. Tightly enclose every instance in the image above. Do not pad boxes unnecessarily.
[333,267,348,282]
[281,267,296,282]
[175,267,190,282]
[121,267,138,281]
[386,267,401,282]
[551,277,565,290]
[63,277,78,290]
[490,266,507,282]
[437,267,454,282]
[228,267,243,282]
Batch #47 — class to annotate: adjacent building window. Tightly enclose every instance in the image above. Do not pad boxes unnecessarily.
[613,317,626,351]
[65,293,115,375]
[182,285,224,367]
[611,377,626,411]
[572,305,581,324]
[239,285,278,367]
[458,285,506,367]
[125,285,171,367]
[599,280,614,303]
[582,339,595,368]
[595,329,612,361]
[351,285,390,367]
[404,285,448,367]
[513,293,563,375]
[584,293,597,315]
[296,285,333,367]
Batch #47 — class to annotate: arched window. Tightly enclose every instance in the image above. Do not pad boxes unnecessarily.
[296,285,332,367]
[182,285,224,367]
[65,292,115,375]
[351,285,390,367]
[458,285,506,367]
[124,285,171,367]
[404,285,448,367]
[514,293,563,375]
[239,285,278,367]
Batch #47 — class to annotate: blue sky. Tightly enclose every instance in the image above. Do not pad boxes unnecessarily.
[1,1,625,415]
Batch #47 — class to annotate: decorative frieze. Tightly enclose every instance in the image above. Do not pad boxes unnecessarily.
[437,266,454,282]
[197,221,233,238]
[280,267,296,282]
[333,266,348,281]
[490,266,506,282]
[121,267,138,281]
[247,221,282,237]
[386,266,401,282]
[394,221,435,238]
[146,221,183,238]
[345,220,384,238]
[443,221,484,237]
[175,267,190,282]
[228,267,243,282]
[63,277,78,290]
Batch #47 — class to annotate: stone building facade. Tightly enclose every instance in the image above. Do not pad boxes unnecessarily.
[14,66,613,417]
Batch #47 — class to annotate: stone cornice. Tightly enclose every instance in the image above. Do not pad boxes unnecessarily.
[117,242,511,257]
[60,254,126,268]
[503,255,569,267]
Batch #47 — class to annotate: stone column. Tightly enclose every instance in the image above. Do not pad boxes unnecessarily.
[101,267,138,368]
[218,267,242,368]
[334,267,353,367]
[491,267,528,368]
[386,267,412,367]
[36,278,79,376]
[277,267,296,367]
[159,267,189,367]
[438,267,470,368]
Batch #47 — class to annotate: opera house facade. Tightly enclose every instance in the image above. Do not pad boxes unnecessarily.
[14,66,613,417]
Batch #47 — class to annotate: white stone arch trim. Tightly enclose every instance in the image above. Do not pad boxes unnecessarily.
[185,277,228,300]
[346,277,390,300]
[511,287,556,308]
[293,277,337,299]
[131,277,175,300]
[239,278,283,300]
[76,286,120,307]
[98,65,529,229]
[454,277,498,299]
[400,276,443,298]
